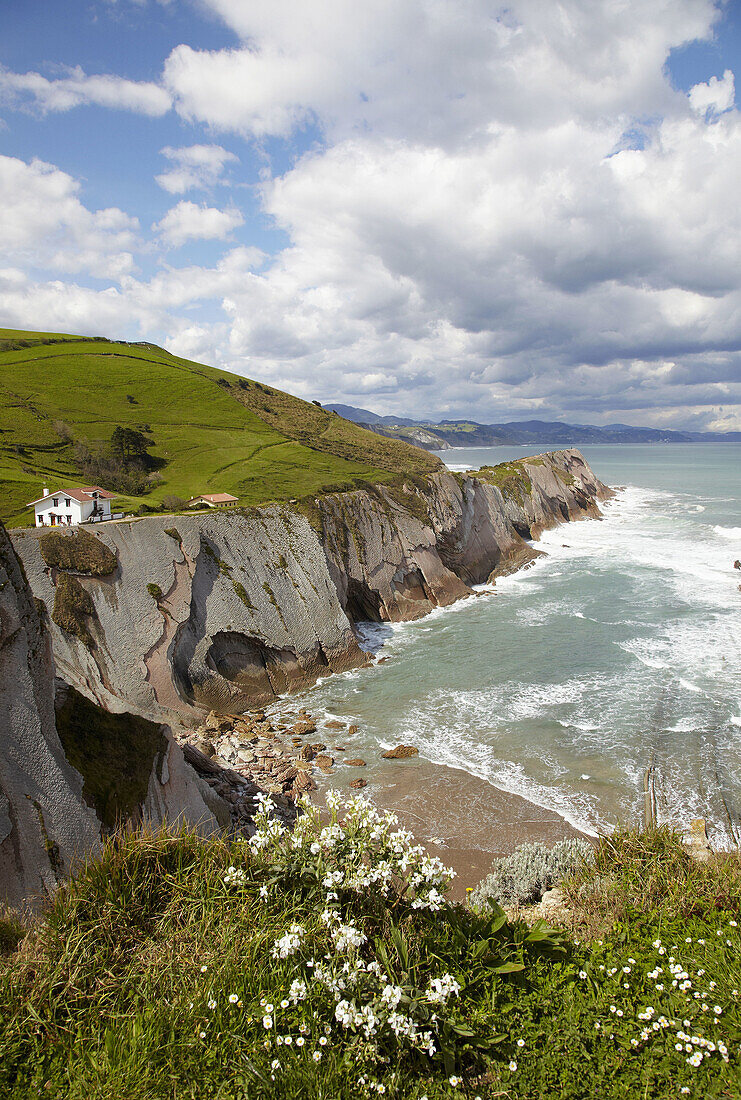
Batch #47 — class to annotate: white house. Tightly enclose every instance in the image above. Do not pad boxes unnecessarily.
[28,486,117,527]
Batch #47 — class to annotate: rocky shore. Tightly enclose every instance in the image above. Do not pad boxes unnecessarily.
[174,706,387,834]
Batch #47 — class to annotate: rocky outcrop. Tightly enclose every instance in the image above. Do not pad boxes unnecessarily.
[0,521,220,911]
[11,449,611,722]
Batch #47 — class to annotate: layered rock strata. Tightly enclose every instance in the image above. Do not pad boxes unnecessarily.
[0,523,100,910]
[11,449,611,721]
[0,521,220,911]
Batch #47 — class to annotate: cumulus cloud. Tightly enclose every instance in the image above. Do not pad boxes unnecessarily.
[155,144,238,193]
[0,155,138,278]
[3,0,741,430]
[153,201,245,247]
[688,69,735,115]
[0,64,171,116]
[163,0,718,143]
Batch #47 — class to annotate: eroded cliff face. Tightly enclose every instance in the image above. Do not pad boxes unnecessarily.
[0,521,220,911]
[0,524,100,910]
[11,449,611,721]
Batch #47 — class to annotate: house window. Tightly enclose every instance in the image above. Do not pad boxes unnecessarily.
[65,498,71,507]
[53,497,58,507]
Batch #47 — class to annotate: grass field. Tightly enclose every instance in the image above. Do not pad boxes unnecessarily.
[0,329,439,526]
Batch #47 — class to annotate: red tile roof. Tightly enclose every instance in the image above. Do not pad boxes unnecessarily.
[80,486,116,499]
[27,485,116,506]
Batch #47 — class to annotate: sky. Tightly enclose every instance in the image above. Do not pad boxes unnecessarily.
[1,0,741,430]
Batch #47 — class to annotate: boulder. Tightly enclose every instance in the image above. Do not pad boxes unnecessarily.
[685,818,713,864]
[345,758,367,767]
[349,778,368,790]
[381,745,419,759]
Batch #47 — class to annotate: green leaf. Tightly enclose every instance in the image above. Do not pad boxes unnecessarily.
[492,962,525,974]
[447,1023,477,1038]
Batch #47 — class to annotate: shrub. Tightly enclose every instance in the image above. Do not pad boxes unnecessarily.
[39,528,117,575]
[162,495,186,511]
[52,419,73,443]
[469,838,594,909]
[51,573,95,645]
[147,583,163,601]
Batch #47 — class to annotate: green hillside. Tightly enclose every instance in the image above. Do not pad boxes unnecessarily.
[0,328,439,526]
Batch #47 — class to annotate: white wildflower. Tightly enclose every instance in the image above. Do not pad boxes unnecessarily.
[272,923,305,959]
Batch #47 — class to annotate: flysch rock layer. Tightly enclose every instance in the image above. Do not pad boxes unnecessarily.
[0,520,221,911]
[11,449,611,723]
[0,522,101,910]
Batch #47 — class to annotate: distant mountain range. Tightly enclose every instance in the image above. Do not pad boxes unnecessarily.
[324,405,741,450]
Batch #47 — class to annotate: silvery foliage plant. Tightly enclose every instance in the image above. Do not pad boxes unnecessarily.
[469,838,594,909]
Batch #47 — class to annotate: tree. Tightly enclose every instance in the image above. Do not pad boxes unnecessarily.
[111,426,152,464]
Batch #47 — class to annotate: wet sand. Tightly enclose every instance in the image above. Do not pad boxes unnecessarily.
[317,754,587,902]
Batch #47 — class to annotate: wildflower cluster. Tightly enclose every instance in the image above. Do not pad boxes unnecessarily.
[223,865,247,887]
[245,789,455,911]
[578,924,739,1086]
[214,792,510,1070]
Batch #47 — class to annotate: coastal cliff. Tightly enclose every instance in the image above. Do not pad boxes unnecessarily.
[0,521,220,910]
[10,449,611,722]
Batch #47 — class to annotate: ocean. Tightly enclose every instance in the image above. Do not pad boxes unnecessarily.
[273,444,741,850]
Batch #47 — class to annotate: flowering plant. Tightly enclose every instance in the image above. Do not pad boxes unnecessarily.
[213,791,562,1079]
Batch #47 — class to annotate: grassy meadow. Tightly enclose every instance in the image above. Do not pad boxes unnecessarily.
[0,329,438,526]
